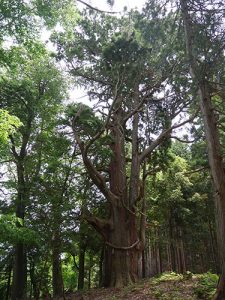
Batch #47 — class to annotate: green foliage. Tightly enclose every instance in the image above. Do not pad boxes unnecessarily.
[0,0,35,42]
[102,33,152,82]
[62,255,78,291]
[148,152,193,228]
[150,272,197,300]
[194,272,218,299]
[0,214,40,245]
[0,0,78,42]
[0,0,223,297]
[151,272,183,284]
[0,109,22,143]
[34,0,78,29]
[67,103,103,136]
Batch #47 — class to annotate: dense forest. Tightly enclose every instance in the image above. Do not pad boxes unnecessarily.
[1,0,225,299]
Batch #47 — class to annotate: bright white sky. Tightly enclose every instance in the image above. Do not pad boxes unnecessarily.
[78,0,146,12]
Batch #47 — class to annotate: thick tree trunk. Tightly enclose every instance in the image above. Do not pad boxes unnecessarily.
[105,106,140,287]
[104,210,139,287]
[208,218,219,273]
[75,96,147,287]
[198,83,225,299]
[12,243,27,300]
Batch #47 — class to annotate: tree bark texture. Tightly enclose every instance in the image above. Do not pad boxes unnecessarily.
[12,243,27,300]
[106,107,139,287]
[74,102,144,287]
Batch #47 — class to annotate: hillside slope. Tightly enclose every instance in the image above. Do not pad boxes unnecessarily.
[66,272,218,300]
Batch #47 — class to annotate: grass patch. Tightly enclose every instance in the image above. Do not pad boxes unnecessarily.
[194,272,218,299]
[151,271,183,285]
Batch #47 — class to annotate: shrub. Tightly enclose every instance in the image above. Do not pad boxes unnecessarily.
[194,272,218,299]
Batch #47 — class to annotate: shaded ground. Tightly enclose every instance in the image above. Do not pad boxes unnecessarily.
[65,272,215,300]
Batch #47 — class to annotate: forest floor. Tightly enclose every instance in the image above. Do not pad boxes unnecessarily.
[65,272,217,300]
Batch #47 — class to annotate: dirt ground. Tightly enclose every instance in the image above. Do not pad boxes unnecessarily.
[65,276,199,300]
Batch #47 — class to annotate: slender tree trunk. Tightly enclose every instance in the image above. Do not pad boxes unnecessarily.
[178,228,186,273]
[169,218,176,272]
[12,163,27,300]
[30,261,39,300]
[208,219,219,273]
[52,231,64,299]
[88,256,93,289]
[180,1,225,298]
[99,246,104,287]
[166,243,172,271]
[146,236,152,277]
[51,197,64,299]
[5,263,12,300]
[78,243,86,290]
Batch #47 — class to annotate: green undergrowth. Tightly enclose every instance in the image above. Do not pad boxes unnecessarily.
[151,271,184,284]
[194,272,218,299]
[74,271,219,300]
[150,271,218,300]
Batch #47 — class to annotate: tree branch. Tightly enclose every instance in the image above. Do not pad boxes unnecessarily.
[139,111,199,163]
[123,79,165,125]
[83,212,112,239]
[72,121,118,204]
[77,0,119,14]
[9,135,19,160]
[184,166,209,175]
[84,79,120,154]
[171,135,197,143]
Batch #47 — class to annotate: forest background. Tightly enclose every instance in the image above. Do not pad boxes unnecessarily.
[1,0,225,299]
